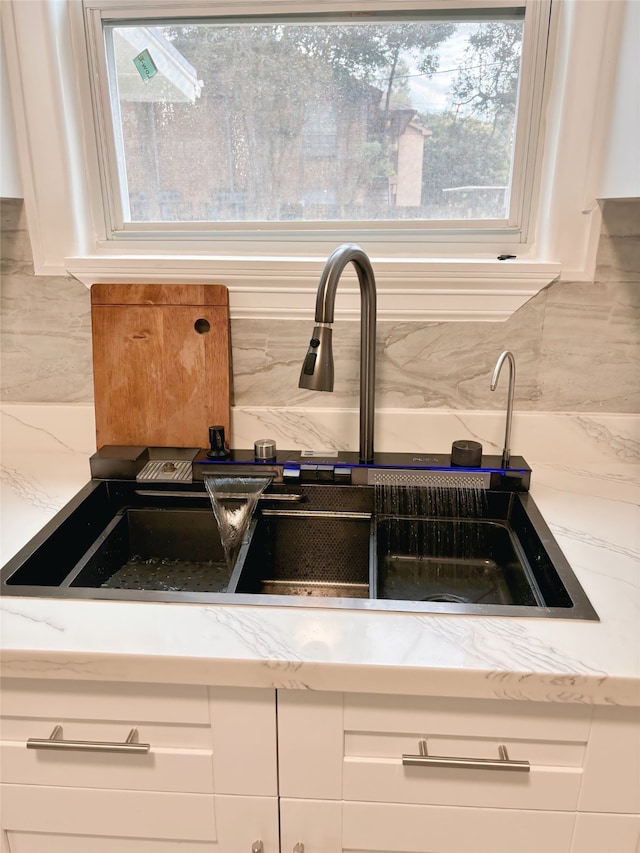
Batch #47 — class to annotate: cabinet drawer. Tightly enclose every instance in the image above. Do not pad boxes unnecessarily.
[278,691,591,811]
[0,678,210,724]
[1,784,279,852]
[1,679,278,797]
[1,721,215,793]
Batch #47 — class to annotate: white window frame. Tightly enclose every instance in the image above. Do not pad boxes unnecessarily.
[0,0,626,321]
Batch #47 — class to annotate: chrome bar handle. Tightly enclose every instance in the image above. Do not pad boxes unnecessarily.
[252,843,264,853]
[27,725,150,754]
[402,739,529,772]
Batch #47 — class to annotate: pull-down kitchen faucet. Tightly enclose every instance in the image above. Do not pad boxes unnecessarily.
[298,244,377,464]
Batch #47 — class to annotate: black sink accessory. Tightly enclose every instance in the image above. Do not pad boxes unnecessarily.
[207,425,230,459]
[451,440,483,467]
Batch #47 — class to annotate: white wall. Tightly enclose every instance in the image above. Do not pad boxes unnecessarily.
[1,33,22,198]
[599,0,640,199]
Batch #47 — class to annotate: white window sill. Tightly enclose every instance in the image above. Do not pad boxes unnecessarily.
[65,254,560,321]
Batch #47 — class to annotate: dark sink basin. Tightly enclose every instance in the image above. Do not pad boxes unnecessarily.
[376,517,542,605]
[0,479,598,619]
[68,507,232,593]
[234,509,373,599]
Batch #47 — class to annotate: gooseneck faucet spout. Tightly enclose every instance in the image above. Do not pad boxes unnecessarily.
[299,244,377,464]
[490,350,516,468]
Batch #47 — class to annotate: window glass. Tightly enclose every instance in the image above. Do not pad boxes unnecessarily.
[104,11,525,225]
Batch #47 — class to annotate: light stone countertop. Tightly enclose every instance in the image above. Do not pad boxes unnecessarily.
[1,403,639,706]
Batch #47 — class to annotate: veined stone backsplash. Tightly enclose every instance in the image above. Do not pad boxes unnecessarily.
[1,198,638,412]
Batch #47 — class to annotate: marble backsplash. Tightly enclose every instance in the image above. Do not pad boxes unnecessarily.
[1,198,638,413]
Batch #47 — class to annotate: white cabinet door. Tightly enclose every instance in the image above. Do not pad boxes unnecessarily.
[279,799,576,853]
[1,785,279,853]
[279,799,343,853]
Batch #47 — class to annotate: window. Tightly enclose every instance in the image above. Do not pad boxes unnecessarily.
[2,0,623,318]
[84,0,549,247]
[101,10,529,229]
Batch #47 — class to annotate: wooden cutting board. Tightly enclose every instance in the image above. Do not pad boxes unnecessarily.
[91,283,231,449]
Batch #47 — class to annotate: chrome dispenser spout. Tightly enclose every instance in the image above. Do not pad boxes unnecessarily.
[491,350,516,468]
[298,244,377,464]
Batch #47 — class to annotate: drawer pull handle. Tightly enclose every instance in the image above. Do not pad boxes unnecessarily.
[402,739,530,772]
[293,845,305,853]
[252,843,264,853]
[26,726,150,754]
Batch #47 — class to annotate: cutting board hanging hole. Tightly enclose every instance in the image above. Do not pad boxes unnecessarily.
[194,318,211,334]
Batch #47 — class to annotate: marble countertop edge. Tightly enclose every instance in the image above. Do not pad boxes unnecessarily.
[1,646,638,707]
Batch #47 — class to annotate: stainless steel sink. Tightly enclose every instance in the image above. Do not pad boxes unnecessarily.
[1,479,598,619]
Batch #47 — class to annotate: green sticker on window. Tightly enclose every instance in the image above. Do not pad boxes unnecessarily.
[133,49,157,83]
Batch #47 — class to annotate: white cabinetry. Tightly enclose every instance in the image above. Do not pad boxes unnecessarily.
[2,680,638,852]
[579,705,640,815]
[0,37,22,199]
[0,679,279,853]
[572,814,640,853]
[280,799,576,853]
[277,691,640,853]
[572,705,640,853]
[598,0,640,199]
